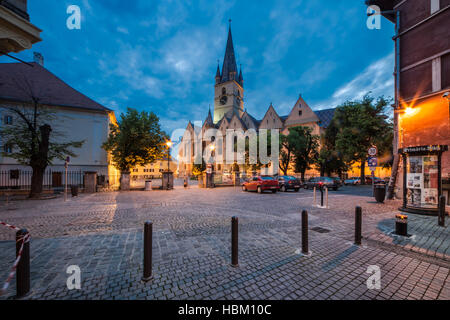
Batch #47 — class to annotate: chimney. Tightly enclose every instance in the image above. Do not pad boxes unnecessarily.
[33,52,44,66]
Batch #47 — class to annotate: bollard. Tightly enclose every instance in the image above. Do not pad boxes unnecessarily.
[302,210,309,255]
[320,187,324,207]
[231,217,239,268]
[395,214,408,236]
[438,195,446,227]
[325,187,329,209]
[313,187,316,206]
[16,229,30,298]
[142,222,153,282]
[355,207,362,245]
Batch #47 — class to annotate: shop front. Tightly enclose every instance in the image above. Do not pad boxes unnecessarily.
[399,145,448,215]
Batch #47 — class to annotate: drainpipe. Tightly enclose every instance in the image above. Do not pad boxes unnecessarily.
[387,10,401,200]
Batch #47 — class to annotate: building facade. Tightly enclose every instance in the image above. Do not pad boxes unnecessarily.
[178,25,337,178]
[0,0,41,55]
[367,0,450,212]
[0,58,119,188]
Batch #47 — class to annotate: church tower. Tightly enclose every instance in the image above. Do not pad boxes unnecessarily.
[214,22,244,124]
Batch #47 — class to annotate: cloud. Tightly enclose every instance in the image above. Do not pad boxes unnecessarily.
[313,52,395,110]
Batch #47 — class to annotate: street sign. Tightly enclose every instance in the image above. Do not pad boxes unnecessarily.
[368,146,378,157]
[368,156,378,171]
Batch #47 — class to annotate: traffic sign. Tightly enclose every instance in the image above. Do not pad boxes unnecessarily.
[368,156,378,171]
[368,146,378,157]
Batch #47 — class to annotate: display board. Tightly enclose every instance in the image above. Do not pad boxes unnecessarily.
[406,155,439,209]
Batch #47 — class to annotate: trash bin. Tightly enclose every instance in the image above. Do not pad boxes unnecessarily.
[71,185,79,197]
[145,180,152,191]
[374,184,386,203]
[395,214,408,236]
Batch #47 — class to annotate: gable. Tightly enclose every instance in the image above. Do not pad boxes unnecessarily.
[259,104,283,130]
[241,112,258,130]
[229,114,246,131]
[284,96,320,127]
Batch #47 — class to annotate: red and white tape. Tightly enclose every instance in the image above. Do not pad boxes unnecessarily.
[0,222,30,296]
[0,221,20,231]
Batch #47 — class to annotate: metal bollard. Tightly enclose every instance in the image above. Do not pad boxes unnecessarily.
[142,222,153,282]
[438,195,446,227]
[16,229,30,298]
[320,187,324,207]
[231,217,239,268]
[355,207,362,245]
[302,210,309,255]
[313,187,316,206]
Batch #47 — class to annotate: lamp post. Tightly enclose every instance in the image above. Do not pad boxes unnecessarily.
[166,140,173,172]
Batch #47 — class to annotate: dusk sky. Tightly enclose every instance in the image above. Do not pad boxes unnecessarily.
[1,0,395,134]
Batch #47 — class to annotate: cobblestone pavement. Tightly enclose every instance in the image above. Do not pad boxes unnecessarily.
[0,186,448,300]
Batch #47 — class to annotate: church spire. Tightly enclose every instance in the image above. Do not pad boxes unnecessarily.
[221,20,238,83]
[238,64,243,87]
[215,60,221,84]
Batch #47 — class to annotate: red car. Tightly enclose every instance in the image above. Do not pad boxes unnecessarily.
[242,176,279,194]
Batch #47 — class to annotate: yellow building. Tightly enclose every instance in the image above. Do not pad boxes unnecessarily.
[131,159,178,182]
[0,0,41,55]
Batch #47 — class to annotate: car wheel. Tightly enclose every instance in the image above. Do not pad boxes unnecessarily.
[333,187,338,191]
[272,189,277,194]
[242,185,247,192]
[295,188,300,192]
[257,186,262,194]
[281,185,286,192]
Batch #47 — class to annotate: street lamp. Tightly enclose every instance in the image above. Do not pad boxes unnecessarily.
[166,140,173,172]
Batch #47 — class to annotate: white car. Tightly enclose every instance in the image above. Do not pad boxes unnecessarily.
[344,178,361,186]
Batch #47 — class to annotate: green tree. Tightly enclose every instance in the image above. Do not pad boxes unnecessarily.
[316,119,349,177]
[333,94,392,185]
[0,80,84,199]
[102,108,167,186]
[279,133,295,175]
[290,126,320,182]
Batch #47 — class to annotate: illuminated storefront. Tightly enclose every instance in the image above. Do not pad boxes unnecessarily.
[400,145,448,215]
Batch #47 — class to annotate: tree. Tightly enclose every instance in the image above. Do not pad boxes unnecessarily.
[316,119,349,177]
[102,108,167,185]
[333,94,392,185]
[279,133,296,175]
[0,76,84,199]
[290,126,320,182]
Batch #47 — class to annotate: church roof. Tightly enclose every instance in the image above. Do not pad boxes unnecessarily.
[315,108,335,128]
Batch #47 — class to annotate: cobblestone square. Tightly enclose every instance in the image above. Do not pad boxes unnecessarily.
[0,185,448,300]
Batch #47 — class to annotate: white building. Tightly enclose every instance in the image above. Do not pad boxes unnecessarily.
[0,58,118,187]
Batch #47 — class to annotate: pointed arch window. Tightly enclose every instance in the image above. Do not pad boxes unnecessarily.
[222,87,226,95]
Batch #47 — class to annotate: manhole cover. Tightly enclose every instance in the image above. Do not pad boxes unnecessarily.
[311,227,330,234]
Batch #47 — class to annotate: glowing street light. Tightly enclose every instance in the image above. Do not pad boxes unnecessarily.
[166,140,173,172]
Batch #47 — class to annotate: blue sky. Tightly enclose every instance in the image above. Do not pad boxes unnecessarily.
[1,0,395,134]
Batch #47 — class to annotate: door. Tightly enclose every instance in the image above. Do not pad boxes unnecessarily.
[52,172,62,188]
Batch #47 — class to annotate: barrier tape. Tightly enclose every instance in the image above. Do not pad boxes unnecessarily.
[0,222,30,296]
[0,222,20,231]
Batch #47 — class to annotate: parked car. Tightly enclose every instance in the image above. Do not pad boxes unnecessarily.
[278,176,302,192]
[242,176,279,194]
[344,177,361,186]
[304,177,340,191]
[365,176,385,184]
[330,177,343,187]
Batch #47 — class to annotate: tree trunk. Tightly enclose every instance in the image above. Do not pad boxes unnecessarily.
[386,154,400,200]
[360,159,366,185]
[301,171,305,183]
[29,166,46,199]
[29,125,52,199]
